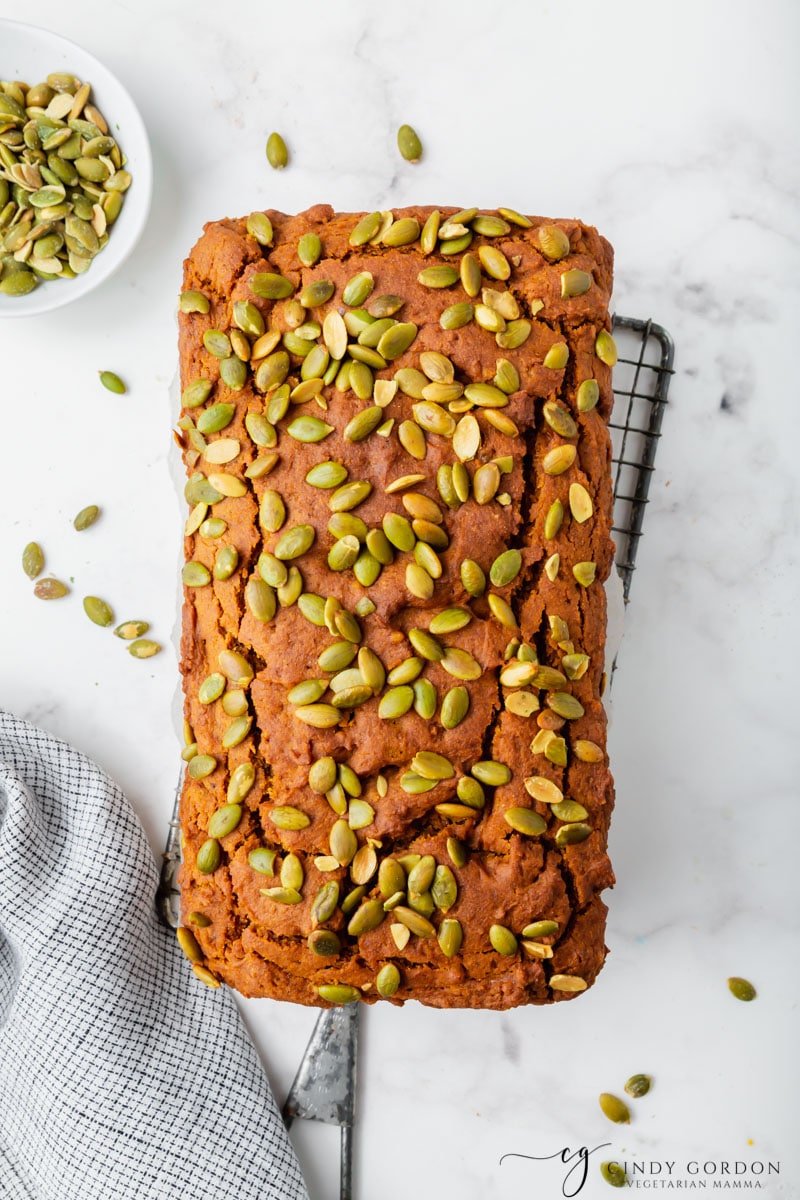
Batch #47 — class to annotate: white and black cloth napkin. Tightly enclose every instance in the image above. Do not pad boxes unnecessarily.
[0,710,309,1200]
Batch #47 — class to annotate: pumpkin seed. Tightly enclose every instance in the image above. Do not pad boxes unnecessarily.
[496,319,531,350]
[595,330,618,366]
[473,462,501,504]
[182,380,213,409]
[393,906,435,938]
[600,1162,627,1188]
[543,343,569,370]
[112,620,149,642]
[555,822,591,846]
[268,805,310,832]
[196,838,221,874]
[340,270,373,307]
[191,964,220,988]
[408,628,444,662]
[410,751,454,782]
[599,1093,630,1124]
[624,1074,652,1099]
[349,211,382,247]
[439,232,473,255]
[561,268,592,298]
[728,976,757,1001]
[573,561,597,587]
[179,289,210,313]
[375,963,400,998]
[406,562,434,599]
[206,803,242,839]
[245,211,273,245]
[543,400,578,438]
[577,379,600,411]
[250,272,294,300]
[330,818,357,866]
[265,131,288,169]
[418,264,458,288]
[397,124,422,162]
[524,775,564,805]
[293,702,340,728]
[456,777,485,810]
[458,559,485,598]
[99,370,126,394]
[272,524,314,561]
[441,686,469,729]
[436,917,462,957]
[543,445,577,476]
[181,562,210,588]
[317,984,360,1005]
[490,924,518,956]
[378,321,418,360]
[436,295,476,329]
[347,897,385,937]
[504,807,546,836]
[471,760,511,786]
[22,542,44,579]
[261,886,302,904]
[378,686,415,720]
[387,658,421,687]
[490,548,522,587]
[299,279,334,308]
[176,925,203,965]
[305,930,340,957]
[383,217,420,247]
[126,638,161,659]
[537,225,571,261]
[82,595,113,627]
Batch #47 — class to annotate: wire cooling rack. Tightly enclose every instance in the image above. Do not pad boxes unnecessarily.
[608,316,674,600]
[157,314,675,1200]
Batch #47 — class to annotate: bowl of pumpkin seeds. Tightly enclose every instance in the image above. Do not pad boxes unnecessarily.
[0,19,152,316]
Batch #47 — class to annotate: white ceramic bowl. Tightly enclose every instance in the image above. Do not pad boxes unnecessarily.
[0,19,152,317]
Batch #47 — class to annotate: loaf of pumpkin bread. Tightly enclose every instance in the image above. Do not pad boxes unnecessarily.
[176,205,616,1009]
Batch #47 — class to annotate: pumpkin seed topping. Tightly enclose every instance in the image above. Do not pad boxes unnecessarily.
[397,125,423,162]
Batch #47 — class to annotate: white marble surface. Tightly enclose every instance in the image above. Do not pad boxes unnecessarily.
[2,1,798,1196]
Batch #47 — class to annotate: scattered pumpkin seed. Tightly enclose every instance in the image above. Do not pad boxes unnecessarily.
[595,330,618,366]
[317,984,360,1005]
[99,370,126,394]
[73,504,100,531]
[82,595,114,627]
[573,561,597,587]
[266,131,288,169]
[577,379,600,411]
[397,124,423,162]
[21,542,44,579]
[490,924,518,956]
[728,976,757,1002]
[599,1093,630,1124]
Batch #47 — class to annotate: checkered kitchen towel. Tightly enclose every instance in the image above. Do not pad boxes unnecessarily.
[0,710,308,1200]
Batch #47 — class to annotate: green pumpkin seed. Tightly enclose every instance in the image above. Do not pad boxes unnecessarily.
[188,753,217,780]
[378,686,414,720]
[397,124,422,162]
[125,638,160,659]
[328,818,357,866]
[255,352,290,392]
[111,620,149,642]
[213,546,239,581]
[261,886,302,904]
[408,628,444,662]
[294,703,340,728]
[207,803,243,839]
[522,920,559,939]
[311,879,340,925]
[577,379,600,411]
[221,715,252,748]
[269,806,311,831]
[258,490,285,534]
[728,977,757,1001]
[182,379,213,408]
[347,898,385,937]
[410,752,453,781]
[471,760,511,786]
[249,271,294,300]
[349,212,382,246]
[182,562,211,588]
[21,542,44,579]
[624,1074,652,1098]
[440,686,470,730]
[382,512,416,552]
[439,232,473,255]
[196,838,221,873]
[99,370,126,394]
[554,822,591,847]
[440,302,474,331]
[274,524,315,560]
[187,911,212,928]
[317,984,360,1005]
[429,607,471,636]
[503,807,546,836]
[266,131,288,169]
[405,562,434,599]
[595,330,618,366]
[287,677,327,706]
[299,279,334,308]
[561,268,592,298]
[297,593,326,625]
[489,548,522,588]
[342,271,374,306]
[419,208,441,255]
[394,906,435,938]
[410,677,435,719]
[304,461,347,490]
[178,288,210,314]
[489,924,518,956]
[285,415,333,444]
[599,1093,630,1125]
[455,777,484,810]
[537,224,571,261]
[246,212,273,245]
[306,930,340,957]
[573,560,597,588]
[438,917,463,957]
[378,322,418,360]
[82,595,113,627]
[600,1162,627,1188]
[440,647,481,681]
[245,578,276,622]
[247,846,276,875]
[460,559,486,597]
[418,264,459,288]
[326,535,359,572]
[297,231,322,267]
[383,217,420,247]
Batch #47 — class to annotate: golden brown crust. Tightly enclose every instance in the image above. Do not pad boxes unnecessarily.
[177,206,616,1009]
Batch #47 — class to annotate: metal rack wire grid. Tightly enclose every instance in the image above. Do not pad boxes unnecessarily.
[608,315,675,600]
